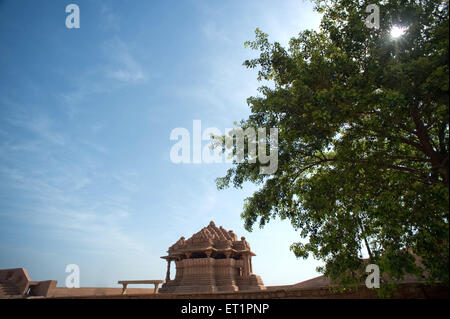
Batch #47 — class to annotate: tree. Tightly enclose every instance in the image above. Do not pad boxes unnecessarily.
[216,0,449,291]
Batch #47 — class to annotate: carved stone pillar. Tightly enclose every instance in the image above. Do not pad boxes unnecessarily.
[165,259,171,282]
[243,253,251,276]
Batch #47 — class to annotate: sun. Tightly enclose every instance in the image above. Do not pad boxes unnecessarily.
[390,25,407,39]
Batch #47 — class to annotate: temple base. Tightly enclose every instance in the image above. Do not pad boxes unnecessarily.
[159,258,265,293]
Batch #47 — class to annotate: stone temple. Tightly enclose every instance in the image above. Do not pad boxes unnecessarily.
[159,221,265,293]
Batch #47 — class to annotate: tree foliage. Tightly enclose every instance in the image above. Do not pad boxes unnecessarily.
[216,0,449,289]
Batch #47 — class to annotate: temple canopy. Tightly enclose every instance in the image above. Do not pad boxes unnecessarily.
[161,221,256,261]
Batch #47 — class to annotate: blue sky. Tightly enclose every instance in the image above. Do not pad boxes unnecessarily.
[0,0,322,287]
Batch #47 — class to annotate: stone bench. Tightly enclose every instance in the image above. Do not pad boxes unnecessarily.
[117,280,165,295]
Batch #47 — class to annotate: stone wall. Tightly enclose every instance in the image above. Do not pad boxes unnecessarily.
[40,287,155,298]
[53,283,448,299]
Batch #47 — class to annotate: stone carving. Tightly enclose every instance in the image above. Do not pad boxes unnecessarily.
[159,221,265,293]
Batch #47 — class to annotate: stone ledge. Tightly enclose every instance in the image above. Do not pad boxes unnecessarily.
[48,283,448,299]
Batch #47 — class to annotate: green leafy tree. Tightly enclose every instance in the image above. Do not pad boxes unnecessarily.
[216,0,449,291]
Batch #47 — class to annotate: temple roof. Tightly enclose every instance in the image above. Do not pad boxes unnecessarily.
[165,221,254,257]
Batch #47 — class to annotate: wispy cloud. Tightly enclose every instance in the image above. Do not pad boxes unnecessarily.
[100,5,121,31]
[104,38,147,83]
[202,21,232,44]
[174,52,258,126]
[11,116,66,146]
[0,109,143,256]
[0,162,145,256]
[58,67,112,118]
[58,37,147,118]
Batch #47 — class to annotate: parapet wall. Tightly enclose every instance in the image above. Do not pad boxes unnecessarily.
[53,283,448,299]
[46,287,155,298]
